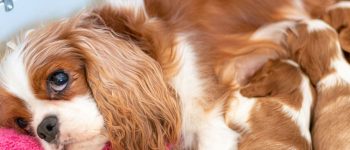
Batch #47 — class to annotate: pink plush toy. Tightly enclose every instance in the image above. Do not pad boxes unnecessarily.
[0,128,42,150]
[0,128,174,150]
[0,128,111,150]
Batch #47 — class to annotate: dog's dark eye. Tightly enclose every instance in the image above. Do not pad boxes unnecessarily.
[15,117,28,129]
[48,71,69,92]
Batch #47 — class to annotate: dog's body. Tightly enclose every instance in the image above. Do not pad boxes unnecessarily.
[1,0,350,149]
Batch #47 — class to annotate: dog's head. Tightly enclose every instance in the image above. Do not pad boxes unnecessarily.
[0,3,180,150]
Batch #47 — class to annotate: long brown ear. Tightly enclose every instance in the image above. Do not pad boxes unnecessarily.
[92,4,178,79]
[69,5,181,150]
[84,44,181,150]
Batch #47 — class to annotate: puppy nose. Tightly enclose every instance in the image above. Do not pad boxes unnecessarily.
[37,116,59,143]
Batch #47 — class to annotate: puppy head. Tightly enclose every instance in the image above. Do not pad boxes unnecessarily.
[240,59,302,98]
[0,4,180,150]
[283,20,339,84]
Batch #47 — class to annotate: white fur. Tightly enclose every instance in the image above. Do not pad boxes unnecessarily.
[251,21,296,44]
[0,39,107,149]
[281,73,313,143]
[306,20,333,32]
[318,42,350,89]
[105,0,145,9]
[105,0,147,18]
[327,1,350,11]
[170,34,205,148]
[198,107,239,150]
[331,42,350,84]
[226,91,256,133]
[170,34,237,149]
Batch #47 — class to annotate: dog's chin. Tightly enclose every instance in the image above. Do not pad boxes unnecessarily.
[42,134,109,150]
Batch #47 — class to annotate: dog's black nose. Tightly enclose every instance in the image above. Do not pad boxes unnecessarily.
[37,116,59,143]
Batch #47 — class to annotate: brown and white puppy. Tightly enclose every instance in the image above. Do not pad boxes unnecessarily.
[284,19,350,150]
[225,59,314,150]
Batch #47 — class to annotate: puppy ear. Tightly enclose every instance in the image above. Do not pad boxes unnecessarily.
[71,6,181,150]
[240,76,274,98]
[240,61,274,97]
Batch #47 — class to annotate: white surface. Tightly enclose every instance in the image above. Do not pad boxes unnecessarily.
[0,0,94,42]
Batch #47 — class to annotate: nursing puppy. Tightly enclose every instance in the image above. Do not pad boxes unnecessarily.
[284,19,350,149]
[225,59,314,150]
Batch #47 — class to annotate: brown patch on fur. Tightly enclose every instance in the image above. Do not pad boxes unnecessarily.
[312,84,350,150]
[28,58,88,100]
[227,59,312,150]
[283,20,338,85]
[238,100,310,150]
[0,88,32,135]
